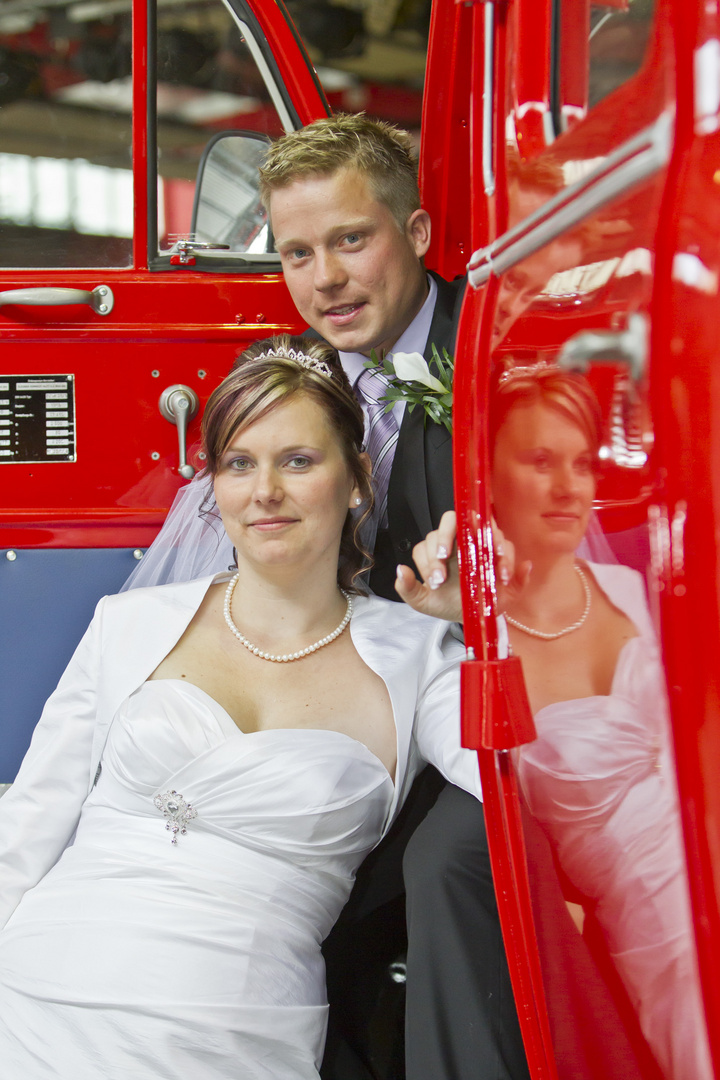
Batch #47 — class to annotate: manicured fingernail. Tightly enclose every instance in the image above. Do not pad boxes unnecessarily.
[436,545,449,560]
[429,569,445,590]
[396,565,403,579]
[500,566,510,585]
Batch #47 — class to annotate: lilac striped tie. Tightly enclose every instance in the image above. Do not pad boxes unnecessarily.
[356,366,399,532]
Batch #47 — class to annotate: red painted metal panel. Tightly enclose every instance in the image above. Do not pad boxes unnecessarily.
[0,273,303,547]
[648,1,720,1066]
[246,0,330,125]
[557,0,589,131]
[512,0,554,158]
[420,0,475,279]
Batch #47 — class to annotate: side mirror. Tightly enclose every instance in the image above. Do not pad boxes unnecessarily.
[191,130,272,253]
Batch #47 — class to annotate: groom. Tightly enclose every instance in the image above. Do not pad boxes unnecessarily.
[259,113,529,1080]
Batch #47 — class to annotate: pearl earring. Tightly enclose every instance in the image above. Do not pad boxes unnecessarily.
[354,497,362,506]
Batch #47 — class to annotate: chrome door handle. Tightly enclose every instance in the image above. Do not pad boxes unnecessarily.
[170,239,230,265]
[557,312,648,384]
[0,285,114,315]
[159,385,200,479]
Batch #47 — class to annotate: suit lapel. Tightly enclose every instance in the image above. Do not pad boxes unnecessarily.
[387,273,464,540]
[389,398,433,539]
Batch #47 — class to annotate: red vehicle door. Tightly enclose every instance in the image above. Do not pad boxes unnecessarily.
[0,0,330,781]
[453,0,720,1077]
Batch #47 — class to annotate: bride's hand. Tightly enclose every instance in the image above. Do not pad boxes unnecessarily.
[492,519,532,612]
[395,511,463,622]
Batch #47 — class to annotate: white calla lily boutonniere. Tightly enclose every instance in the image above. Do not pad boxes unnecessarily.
[364,344,454,433]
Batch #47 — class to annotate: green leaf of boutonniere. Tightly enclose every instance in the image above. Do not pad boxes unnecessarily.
[363,345,454,433]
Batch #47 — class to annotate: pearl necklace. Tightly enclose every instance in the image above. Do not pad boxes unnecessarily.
[505,565,591,641]
[223,573,353,662]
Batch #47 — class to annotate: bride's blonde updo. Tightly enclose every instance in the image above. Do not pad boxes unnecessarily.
[201,335,374,592]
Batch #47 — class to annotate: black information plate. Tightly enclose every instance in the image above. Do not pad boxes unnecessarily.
[0,375,76,463]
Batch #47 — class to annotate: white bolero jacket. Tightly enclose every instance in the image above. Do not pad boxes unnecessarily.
[0,574,481,930]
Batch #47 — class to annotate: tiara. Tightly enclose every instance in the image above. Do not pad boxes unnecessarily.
[253,345,333,379]
[497,360,557,386]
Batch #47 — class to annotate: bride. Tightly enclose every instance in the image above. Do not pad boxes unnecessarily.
[0,337,477,1079]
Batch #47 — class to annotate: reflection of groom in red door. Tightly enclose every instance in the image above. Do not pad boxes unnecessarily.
[261,113,530,1080]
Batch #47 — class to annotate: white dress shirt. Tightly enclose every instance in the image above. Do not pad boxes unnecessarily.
[339,274,438,438]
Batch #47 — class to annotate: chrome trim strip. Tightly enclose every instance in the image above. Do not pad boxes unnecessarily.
[233,13,294,133]
[468,110,673,288]
[482,2,496,197]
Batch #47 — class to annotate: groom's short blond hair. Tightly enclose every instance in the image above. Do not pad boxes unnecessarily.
[259,113,420,231]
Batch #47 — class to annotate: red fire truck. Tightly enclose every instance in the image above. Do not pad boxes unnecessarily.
[1,1,718,1077]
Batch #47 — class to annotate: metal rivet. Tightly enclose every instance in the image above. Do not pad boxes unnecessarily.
[98,304,108,313]
[197,369,207,379]
[198,451,207,461]
[151,451,160,461]
[235,314,244,322]
[133,549,144,561]
[151,370,160,378]
[256,313,265,322]
[6,550,17,561]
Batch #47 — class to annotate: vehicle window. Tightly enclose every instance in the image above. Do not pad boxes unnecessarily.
[154,0,289,259]
[556,0,656,130]
[0,4,133,268]
[587,0,655,107]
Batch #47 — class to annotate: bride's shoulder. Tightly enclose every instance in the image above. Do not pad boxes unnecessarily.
[104,574,222,616]
[585,560,643,586]
[583,561,653,633]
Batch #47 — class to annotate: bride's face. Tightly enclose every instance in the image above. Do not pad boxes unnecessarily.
[213,392,362,574]
[491,401,596,560]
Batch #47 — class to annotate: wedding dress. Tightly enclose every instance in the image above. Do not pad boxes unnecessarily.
[0,678,394,1079]
[0,583,477,1079]
[515,563,712,1080]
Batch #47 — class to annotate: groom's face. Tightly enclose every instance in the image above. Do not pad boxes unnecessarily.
[270,167,431,357]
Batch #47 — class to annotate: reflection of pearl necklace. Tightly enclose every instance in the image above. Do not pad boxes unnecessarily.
[505,565,591,640]
[223,573,354,662]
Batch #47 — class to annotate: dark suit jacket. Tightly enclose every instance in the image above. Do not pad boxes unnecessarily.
[369,273,466,599]
[325,272,466,920]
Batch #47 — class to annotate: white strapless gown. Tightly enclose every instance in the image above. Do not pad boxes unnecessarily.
[516,565,712,1080]
[0,679,394,1079]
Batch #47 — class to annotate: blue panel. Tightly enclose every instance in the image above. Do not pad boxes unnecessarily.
[0,549,144,782]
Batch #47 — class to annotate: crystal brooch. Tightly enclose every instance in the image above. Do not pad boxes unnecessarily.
[154,789,197,844]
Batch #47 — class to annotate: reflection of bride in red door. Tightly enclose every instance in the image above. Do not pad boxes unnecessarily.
[488,365,712,1080]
